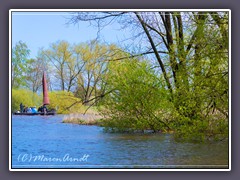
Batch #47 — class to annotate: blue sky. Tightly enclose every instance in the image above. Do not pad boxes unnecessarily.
[12,12,132,59]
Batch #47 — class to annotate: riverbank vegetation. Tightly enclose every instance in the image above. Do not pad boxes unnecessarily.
[12,11,229,142]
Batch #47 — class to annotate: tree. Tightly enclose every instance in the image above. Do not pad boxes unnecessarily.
[41,41,73,91]
[40,40,85,92]
[12,41,30,88]
[25,57,47,93]
[39,40,121,110]
[73,40,113,105]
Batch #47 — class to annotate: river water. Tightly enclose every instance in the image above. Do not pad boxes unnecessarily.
[11,115,229,169]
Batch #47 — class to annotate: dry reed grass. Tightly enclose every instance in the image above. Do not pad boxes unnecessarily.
[62,113,103,125]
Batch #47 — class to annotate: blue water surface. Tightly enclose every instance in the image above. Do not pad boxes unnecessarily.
[11,115,229,169]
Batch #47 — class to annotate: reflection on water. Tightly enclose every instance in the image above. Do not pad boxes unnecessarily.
[11,115,229,169]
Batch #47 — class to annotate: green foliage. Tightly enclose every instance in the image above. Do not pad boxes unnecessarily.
[12,89,41,112]
[168,13,229,142]
[12,41,30,88]
[73,41,116,103]
[48,91,84,114]
[25,58,46,92]
[12,89,88,115]
[100,59,176,133]
[173,115,228,143]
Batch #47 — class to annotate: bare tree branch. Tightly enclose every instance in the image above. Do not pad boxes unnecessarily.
[135,12,173,96]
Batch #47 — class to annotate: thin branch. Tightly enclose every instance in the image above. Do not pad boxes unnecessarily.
[73,12,127,23]
[82,89,115,105]
[106,50,168,62]
[135,12,173,96]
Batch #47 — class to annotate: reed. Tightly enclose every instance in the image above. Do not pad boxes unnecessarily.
[62,113,103,125]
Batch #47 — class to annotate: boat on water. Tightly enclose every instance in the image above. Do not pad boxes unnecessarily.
[14,111,56,116]
[14,72,57,116]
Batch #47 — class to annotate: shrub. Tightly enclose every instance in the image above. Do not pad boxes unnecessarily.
[12,89,41,112]
[100,59,175,132]
[48,91,85,114]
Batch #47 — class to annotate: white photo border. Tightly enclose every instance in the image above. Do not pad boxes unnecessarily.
[9,9,231,172]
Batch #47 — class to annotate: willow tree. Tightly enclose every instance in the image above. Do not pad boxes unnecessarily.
[40,40,86,92]
[73,40,112,104]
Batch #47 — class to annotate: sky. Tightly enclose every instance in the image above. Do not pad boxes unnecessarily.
[11,11,133,59]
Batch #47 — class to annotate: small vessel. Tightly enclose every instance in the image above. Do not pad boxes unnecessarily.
[14,111,56,116]
[14,72,56,116]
